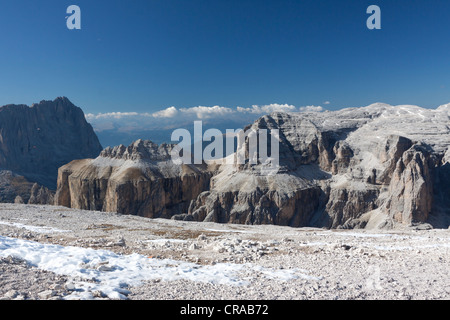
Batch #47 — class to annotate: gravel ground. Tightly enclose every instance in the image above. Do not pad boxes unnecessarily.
[0,203,449,300]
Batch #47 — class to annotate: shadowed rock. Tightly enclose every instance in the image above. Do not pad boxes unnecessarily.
[0,97,102,190]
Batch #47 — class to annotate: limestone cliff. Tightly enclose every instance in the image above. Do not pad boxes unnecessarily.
[186,103,450,229]
[56,103,450,229]
[55,140,212,218]
[0,97,103,195]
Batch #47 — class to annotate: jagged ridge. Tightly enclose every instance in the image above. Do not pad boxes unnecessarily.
[0,97,103,189]
[55,102,450,229]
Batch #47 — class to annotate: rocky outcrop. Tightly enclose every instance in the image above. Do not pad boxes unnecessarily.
[383,144,435,225]
[0,170,35,203]
[0,97,103,204]
[55,140,211,218]
[0,97,102,190]
[184,103,450,229]
[28,183,55,205]
[56,102,450,229]
[186,170,323,227]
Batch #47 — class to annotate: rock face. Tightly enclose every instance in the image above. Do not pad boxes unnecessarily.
[55,140,212,218]
[56,102,450,229]
[28,183,55,205]
[0,171,35,203]
[0,97,103,190]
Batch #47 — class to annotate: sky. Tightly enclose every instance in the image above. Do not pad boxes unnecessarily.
[0,0,449,139]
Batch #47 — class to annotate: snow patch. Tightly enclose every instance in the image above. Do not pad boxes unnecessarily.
[0,236,313,300]
[0,221,70,234]
[205,228,255,234]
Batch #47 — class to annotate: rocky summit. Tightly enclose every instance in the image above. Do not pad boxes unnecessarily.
[0,97,103,202]
[55,139,212,218]
[55,102,450,229]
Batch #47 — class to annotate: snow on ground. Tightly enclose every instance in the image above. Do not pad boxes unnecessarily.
[0,221,70,234]
[0,235,309,300]
[0,204,449,300]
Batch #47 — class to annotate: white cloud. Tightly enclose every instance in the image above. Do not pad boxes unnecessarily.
[150,105,234,119]
[85,103,301,134]
[299,105,324,112]
[86,103,297,123]
[323,101,331,105]
[152,106,179,118]
[237,104,297,114]
[85,112,141,120]
[179,105,234,119]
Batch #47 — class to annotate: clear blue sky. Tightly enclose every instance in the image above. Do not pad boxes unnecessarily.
[0,0,449,114]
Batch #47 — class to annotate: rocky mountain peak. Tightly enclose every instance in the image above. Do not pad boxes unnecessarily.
[55,102,450,229]
[100,139,174,162]
[0,97,103,189]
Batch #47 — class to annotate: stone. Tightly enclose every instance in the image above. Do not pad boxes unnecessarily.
[4,290,19,299]
[92,290,106,298]
[55,139,211,218]
[197,234,207,241]
[55,102,450,229]
[0,97,102,203]
[27,183,54,205]
[0,170,34,203]
[97,265,115,272]
[14,195,24,204]
[38,290,56,300]
[414,223,433,230]
[64,282,76,291]
[115,237,126,247]
[189,243,199,250]
[0,97,102,190]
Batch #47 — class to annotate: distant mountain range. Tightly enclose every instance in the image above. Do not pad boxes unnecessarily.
[1,97,449,229]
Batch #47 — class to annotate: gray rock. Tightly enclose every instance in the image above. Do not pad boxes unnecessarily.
[4,290,19,299]
[0,97,102,190]
[189,243,199,250]
[115,237,126,247]
[37,290,56,300]
[54,103,450,229]
[414,223,433,230]
[14,195,24,204]
[0,170,34,203]
[97,265,115,272]
[55,139,211,217]
[64,282,76,291]
[28,183,54,205]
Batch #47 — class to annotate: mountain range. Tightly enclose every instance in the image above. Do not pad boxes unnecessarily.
[1,97,449,229]
[54,101,450,229]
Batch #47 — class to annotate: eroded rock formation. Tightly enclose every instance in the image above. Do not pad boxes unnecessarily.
[0,97,103,203]
[0,97,102,204]
[55,140,212,218]
[56,103,450,229]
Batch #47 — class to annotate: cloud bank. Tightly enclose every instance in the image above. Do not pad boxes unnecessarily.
[299,105,324,112]
[152,106,179,118]
[236,104,296,114]
[86,103,325,133]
